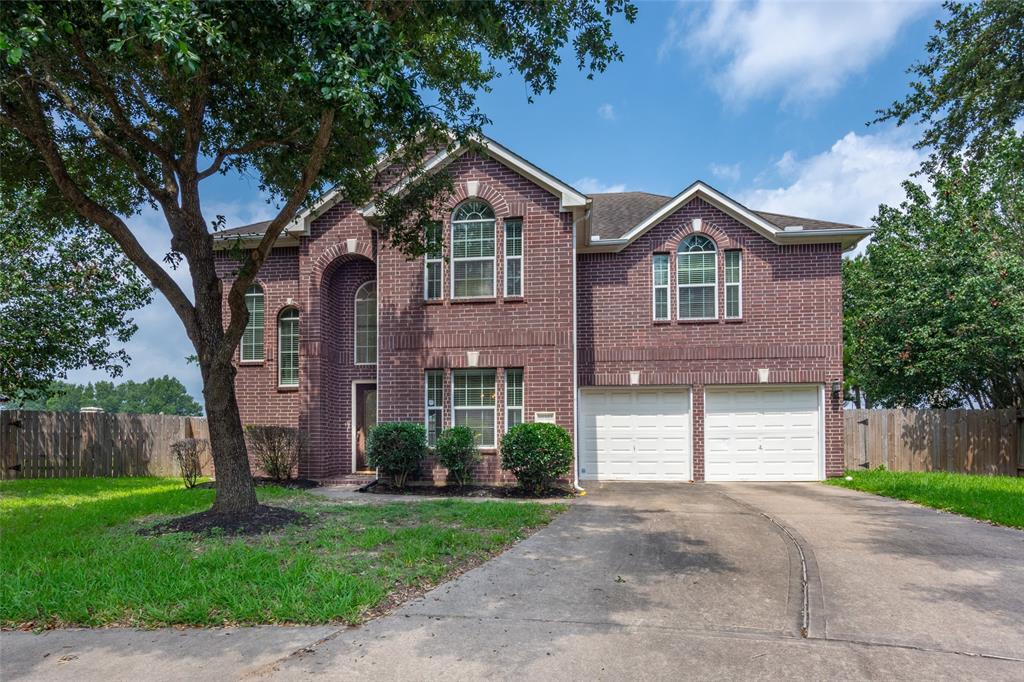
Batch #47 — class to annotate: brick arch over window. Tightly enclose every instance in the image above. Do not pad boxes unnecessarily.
[446,181,528,219]
[668,220,740,252]
[312,241,375,289]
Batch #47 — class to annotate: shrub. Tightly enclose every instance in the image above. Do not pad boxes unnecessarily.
[366,422,426,488]
[245,425,303,481]
[500,423,573,494]
[171,438,208,489]
[434,426,481,487]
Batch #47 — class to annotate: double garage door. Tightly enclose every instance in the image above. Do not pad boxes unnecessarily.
[579,385,823,482]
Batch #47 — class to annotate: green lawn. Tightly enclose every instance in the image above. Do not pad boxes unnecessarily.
[0,477,564,628]
[826,469,1024,529]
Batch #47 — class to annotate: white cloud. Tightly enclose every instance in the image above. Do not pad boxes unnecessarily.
[573,177,627,194]
[661,0,932,105]
[66,198,273,405]
[597,103,616,121]
[709,162,741,183]
[738,129,926,230]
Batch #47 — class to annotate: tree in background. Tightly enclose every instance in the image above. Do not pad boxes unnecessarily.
[1,1,635,516]
[843,136,1024,409]
[0,187,150,402]
[16,376,203,416]
[874,0,1023,168]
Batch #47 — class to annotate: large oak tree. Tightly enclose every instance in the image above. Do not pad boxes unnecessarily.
[1,0,636,514]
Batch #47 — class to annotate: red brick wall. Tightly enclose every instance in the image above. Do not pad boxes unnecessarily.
[376,151,576,484]
[576,197,845,479]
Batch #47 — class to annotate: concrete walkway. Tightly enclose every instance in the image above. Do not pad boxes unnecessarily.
[3,483,1023,680]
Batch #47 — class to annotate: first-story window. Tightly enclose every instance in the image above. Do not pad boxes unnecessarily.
[424,222,442,300]
[278,308,299,387]
[505,368,523,430]
[453,369,496,447]
[425,370,444,446]
[725,250,742,318]
[241,283,265,361]
[354,281,377,364]
[652,253,670,320]
[504,218,523,297]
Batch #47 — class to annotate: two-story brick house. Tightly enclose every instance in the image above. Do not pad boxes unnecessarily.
[214,136,871,484]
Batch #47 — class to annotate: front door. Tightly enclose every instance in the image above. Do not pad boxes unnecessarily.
[355,383,377,471]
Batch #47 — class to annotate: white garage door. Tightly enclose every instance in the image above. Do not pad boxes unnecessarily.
[579,388,691,481]
[705,386,823,482]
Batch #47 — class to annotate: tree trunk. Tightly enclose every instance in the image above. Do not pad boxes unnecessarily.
[202,358,258,514]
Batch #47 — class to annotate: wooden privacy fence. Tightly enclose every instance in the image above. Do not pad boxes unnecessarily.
[0,410,210,480]
[844,409,1024,476]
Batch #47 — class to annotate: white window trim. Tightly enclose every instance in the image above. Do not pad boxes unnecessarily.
[277,308,299,388]
[652,253,670,321]
[241,284,265,362]
[353,280,377,366]
[505,368,524,433]
[452,369,497,449]
[451,203,496,300]
[504,218,523,298]
[725,250,742,319]
[677,239,718,321]
[424,370,444,447]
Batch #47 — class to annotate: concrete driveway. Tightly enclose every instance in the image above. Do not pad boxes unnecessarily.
[4,483,1023,680]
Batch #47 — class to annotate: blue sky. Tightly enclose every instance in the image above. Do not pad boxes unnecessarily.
[68,0,942,406]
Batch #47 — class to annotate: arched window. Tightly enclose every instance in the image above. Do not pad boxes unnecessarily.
[278,308,300,387]
[677,235,717,320]
[451,200,495,298]
[354,281,377,365]
[241,284,265,361]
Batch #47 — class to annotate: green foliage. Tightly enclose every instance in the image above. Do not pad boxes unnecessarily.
[15,377,203,415]
[0,477,563,627]
[875,0,1024,166]
[0,188,151,401]
[827,469,1024,529]
[170,438,208,488]
[500,422,573,494]
[434,426,482,487]
[844,135,1024,409]
[366,422,426,488]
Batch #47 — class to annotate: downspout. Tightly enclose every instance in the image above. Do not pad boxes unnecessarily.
[572,205,587,495]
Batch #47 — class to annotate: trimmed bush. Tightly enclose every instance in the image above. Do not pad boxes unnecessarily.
[500,422,573,494]
[366,422,426,488]
[435,426,481,487]
[245,425,303,481]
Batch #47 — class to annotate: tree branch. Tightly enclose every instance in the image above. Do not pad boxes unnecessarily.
[0,87,199,345]
[197,129,303,180]
[217,108,337,366]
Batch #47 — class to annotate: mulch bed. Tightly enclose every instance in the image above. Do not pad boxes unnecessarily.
[361,482,577,499]
[195,477,320,490]
[139,505,309,537]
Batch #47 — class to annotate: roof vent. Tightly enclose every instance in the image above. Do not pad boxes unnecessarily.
[784,225,804,232]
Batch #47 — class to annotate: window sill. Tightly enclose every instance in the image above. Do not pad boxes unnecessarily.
[502,296,526,303]
[676,318,720,325]
[277,385,299,393]
[423,298,444,306]
[652,319,672,325]
[724,317,744,323]
[239,360,265,366]
[450,297,497,304]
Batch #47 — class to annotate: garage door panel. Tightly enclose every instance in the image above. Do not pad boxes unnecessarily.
[579,389,691,481]
[705,386,822,482]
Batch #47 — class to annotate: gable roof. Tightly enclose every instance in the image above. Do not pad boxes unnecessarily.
[214,139,872,252]
[583,181,872,252]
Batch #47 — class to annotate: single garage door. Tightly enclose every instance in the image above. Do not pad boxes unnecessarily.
[705,386,823,482]
[579,388,691,481]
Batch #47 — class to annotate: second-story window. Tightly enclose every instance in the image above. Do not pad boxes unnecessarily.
[424,222,442,300]
[354,281,377,365]
[652,254,670,321]
[725,250,742,319]
[451,200,495,298]
[677,235,717,320]
[504,218,523,297]
[241,284,265,361]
